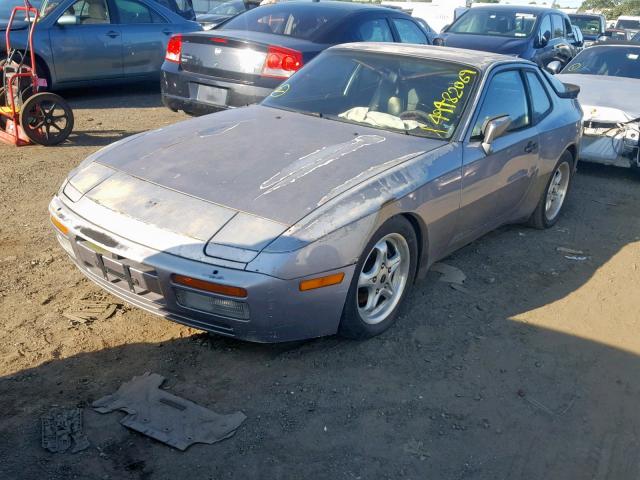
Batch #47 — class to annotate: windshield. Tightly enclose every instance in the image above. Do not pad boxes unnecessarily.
[207,0,244,15]
[562,46,640,80]
[448,9,538,37]
[221,4,335,40]
[262,50,479,140]
[570,15,602,35]
[616,19,640,30]
[38,0,61,19]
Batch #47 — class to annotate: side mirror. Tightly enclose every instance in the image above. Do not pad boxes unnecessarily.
[57,14,78,25]
[546,60,562,74]
[538,30,551,47]
[481,115,512,155]
[597,35,608,42]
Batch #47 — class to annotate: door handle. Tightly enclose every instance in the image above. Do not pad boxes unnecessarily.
[105,30,120,38]
[162,29,173,36]
[524,141,538,153]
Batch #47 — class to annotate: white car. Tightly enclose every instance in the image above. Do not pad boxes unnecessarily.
[556,44,640,170]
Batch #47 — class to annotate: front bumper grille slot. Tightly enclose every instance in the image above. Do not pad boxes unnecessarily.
[74,239,163,300]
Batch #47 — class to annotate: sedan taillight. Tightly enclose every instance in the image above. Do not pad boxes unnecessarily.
[165,34,183,63]
[261,45,303,79]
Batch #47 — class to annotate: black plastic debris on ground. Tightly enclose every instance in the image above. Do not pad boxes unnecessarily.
[92,373,246,451]
[41,408,90,453]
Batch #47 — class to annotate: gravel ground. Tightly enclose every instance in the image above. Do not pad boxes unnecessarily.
[1,84,639,480]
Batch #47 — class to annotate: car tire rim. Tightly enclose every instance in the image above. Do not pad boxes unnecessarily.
[357,233,410,325]
[545,161,570,222]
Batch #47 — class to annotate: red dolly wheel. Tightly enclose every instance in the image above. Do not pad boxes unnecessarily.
[20,92,74,146]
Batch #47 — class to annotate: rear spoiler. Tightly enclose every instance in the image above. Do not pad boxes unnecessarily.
[558,82,580,99]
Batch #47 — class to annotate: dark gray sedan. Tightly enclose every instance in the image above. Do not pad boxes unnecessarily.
[50,45,582,342]
[0,0,201,89]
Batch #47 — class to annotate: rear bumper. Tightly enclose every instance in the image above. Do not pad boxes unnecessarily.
[49,195,353,343]
[161,66,273,114]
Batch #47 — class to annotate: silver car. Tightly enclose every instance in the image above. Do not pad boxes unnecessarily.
[49,44,582,342]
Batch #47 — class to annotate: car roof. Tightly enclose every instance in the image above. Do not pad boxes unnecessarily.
[330,43,533,71]
[588,43,640,49]
[257,1,394,13]
[468,4,562,15]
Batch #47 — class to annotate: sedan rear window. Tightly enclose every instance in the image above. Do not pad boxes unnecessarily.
[262,50,479,139]
[220,4,334,40]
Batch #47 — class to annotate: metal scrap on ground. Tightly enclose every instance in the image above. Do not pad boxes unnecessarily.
[63,301,119,326]
[431,263,467,285]
[92,373,246,451]
[41,408,90,453]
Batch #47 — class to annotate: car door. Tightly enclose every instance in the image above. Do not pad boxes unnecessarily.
[111,0,172,77]
[49,0,123,82]
[535,13,554,67]
[458,68,539,239]
[550,14,573,65]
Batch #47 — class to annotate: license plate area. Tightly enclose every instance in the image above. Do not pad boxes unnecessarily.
[191,84,228,106]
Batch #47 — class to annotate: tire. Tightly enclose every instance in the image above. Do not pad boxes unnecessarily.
[338,216,418,339]
[528,150,574,229]
[20,92,74,146]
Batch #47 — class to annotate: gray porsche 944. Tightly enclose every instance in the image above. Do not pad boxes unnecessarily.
[49,44,582,342]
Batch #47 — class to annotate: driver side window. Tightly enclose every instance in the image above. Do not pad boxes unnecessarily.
[472,70,530,138]
[538,15,551,39]
[64,0,111,24]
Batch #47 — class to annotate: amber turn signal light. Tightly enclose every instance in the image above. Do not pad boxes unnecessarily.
[171,274,247,298]
[299,272,345,292]
[50,214,69,235]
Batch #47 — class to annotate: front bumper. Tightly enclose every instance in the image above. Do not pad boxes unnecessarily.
[161,67,273,114]
[580,122,640,168]
[49,196,354,343]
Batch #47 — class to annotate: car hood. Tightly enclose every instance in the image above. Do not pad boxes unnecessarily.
[556,73,640,121]
[71,105,444,257]
[440,33,529,55]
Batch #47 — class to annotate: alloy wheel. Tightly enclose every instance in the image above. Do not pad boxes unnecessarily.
[357,233,411,325]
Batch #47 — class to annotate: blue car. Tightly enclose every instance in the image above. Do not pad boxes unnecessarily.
[161,1,433,115]
[435,5,577,69]
[0,0,201,89]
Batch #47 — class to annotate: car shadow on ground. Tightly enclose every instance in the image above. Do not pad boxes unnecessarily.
[0,163,638,479]
[60,82,164,111]
[59,130,145,148]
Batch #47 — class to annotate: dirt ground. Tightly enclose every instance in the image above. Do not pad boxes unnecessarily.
[1,84,639,480]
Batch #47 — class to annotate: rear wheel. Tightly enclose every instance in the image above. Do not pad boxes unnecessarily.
[338,217,418,339]
[528,151,573,229]
[20,92,74,146]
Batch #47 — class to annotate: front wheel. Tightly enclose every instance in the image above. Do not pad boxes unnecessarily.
[338,216,418,339]
[528,151,573,229]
